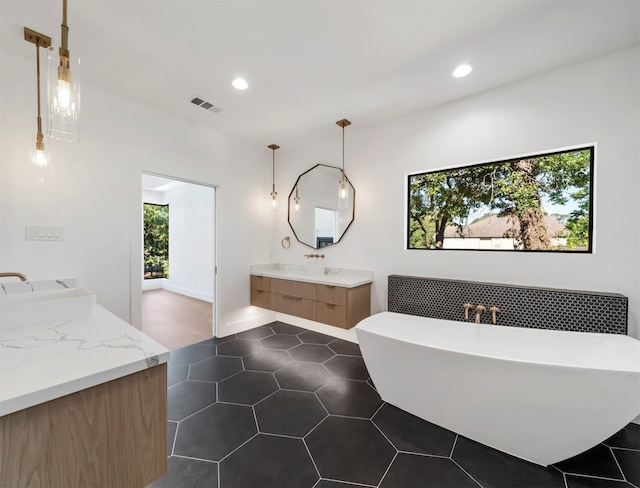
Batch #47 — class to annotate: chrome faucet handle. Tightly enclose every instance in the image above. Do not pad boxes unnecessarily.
[475,304,486,323]
[489,306,500,325]
[463,303,474,320]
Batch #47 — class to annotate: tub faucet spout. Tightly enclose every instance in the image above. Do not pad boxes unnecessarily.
[463,303,474,320]
[475,304,486,323]
[490,306,501,325]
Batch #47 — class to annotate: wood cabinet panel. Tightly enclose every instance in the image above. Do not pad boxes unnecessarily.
[317,302,347,328]
[346,284,372,328]
[0,364,167,488]
[271,278,316,300]
[250,288,273,309]
[274,294,316,321]
[316,285,347,306]
[250,275,271,292]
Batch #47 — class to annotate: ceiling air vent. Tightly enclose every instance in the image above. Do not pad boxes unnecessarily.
[190,97,222,114]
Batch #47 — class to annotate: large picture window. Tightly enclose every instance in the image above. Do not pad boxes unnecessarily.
[408,146,594,252]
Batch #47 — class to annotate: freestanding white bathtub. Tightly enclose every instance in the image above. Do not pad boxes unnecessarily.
[356,312,640,466]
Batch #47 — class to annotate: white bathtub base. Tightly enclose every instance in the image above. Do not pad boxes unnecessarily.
[356,312,640,466]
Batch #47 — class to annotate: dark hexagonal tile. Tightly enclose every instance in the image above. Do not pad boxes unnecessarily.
[173,403,257,461]
[271,322,306,335]
[453,436,565,487]
[220,434,318,487]
[328,339,362,356]
[565,474,636,487]
[255,390,327,437]
[299,331,336,344]
[275,362,331,391]
[188,355,243,382]
[260,334,302,350]
[289,343,335,363]
[604,424,640,450]
[170,343,216,365]
[316,379,382,418]
[167,380,217,421]
[217,338,261,357]
[313,481,360,488]
[555,444,624,480]
[198,334,236,346]
[612,448,639,486]
[167,421,177,456]
[237,327,274,340]
[381,453,478,487]
[148,456,218,488]
[306,416,396,486]
[373,403,456,456]
[218,371,279,405]
[243,349,291,372]
[167,362,188,387]
[323,355,369,380]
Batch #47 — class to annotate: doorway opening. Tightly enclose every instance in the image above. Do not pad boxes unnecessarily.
[140,173,216,350]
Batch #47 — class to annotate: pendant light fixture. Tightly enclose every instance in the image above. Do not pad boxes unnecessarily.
[336,118,351,208]
[294,185,300,212]
[268,144,280,207]
[24,27,53,184]
[48,0,80,142]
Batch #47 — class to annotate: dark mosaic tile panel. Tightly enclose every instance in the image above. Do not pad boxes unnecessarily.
[306,416,396,486]
[275,362,331,391]
[169,344,217,365]
[299,330,337,344]
[167,362,189,387]
[605,424,640,450]
[373,403,456,456]
[259,334,302,350]
[566,474,636,488]
[316,378,382,418]
[167,421,177,456]
[328,339,362,356]
[217,371,279,405]
[173,403,256,461]
[216,338,261,357]
[289,343,336,363]
[188,356,243,382]
[271,322,306,335]
[148,456,218,488]
[242,349,291,372]
[613,448,640,486]
[167,380,217,421]
[323,355,369,380]
[254,390,327,437]
[220,434,319,487]
[554,444,624,480]
[380,453,478,488]
[388,275,628,334]
[452,436,566,488]
[236,327,274,340]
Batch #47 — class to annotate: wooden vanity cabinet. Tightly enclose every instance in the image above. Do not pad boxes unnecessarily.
[250,275,371,329]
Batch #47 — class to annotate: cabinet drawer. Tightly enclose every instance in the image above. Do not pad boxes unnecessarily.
[275,294,316,321]
[250,289,273,309]
[271,278,316,300]
[250,275,271,292]
[316,302,347,328]
[316,285,347,306]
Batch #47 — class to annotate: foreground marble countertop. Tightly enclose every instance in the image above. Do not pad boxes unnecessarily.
[0,304,170,417]
[250,263,373,288]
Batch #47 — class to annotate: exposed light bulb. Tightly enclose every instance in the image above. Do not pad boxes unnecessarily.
[340,183,347,199]
[272,195,277,207]
[34,148,48,167]
[56,79,71,111]
[295,199,300,212]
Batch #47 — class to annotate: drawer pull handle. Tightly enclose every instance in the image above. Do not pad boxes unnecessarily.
[283,295,302,301]
[327,303,336,308]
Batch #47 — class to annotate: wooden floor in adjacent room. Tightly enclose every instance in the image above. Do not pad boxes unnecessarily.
[142,289,213,351]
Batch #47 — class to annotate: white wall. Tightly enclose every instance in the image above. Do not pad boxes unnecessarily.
[272,46,640,339]
[0,49,273,335]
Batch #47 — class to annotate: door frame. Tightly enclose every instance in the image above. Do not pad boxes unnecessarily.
[130,170,219,338]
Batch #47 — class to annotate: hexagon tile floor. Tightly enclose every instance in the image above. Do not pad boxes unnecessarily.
[148,321,640,488]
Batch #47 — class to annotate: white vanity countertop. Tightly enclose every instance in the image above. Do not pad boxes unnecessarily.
[0,305,170,417]
[250,263,373,288]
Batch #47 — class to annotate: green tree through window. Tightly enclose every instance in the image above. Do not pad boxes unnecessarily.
[144,203,169,278]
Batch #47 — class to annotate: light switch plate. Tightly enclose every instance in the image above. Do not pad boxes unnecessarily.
[25,225,63,241]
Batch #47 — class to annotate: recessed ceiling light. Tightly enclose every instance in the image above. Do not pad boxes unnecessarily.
[232,78,248,90]
[453,64,474,78]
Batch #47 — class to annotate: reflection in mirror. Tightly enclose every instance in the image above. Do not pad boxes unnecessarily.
[288,164,355,249]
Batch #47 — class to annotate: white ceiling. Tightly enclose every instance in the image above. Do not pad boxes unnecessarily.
[1,1,638,150]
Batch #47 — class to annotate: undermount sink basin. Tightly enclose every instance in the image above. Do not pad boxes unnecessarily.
[0,288,96,331]
[281,264,325,277]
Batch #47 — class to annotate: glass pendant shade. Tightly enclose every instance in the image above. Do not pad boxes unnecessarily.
[47,46,80,142]
[30,142,51,184]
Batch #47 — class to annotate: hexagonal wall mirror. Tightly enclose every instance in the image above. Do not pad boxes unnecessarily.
[288,164,355,249]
